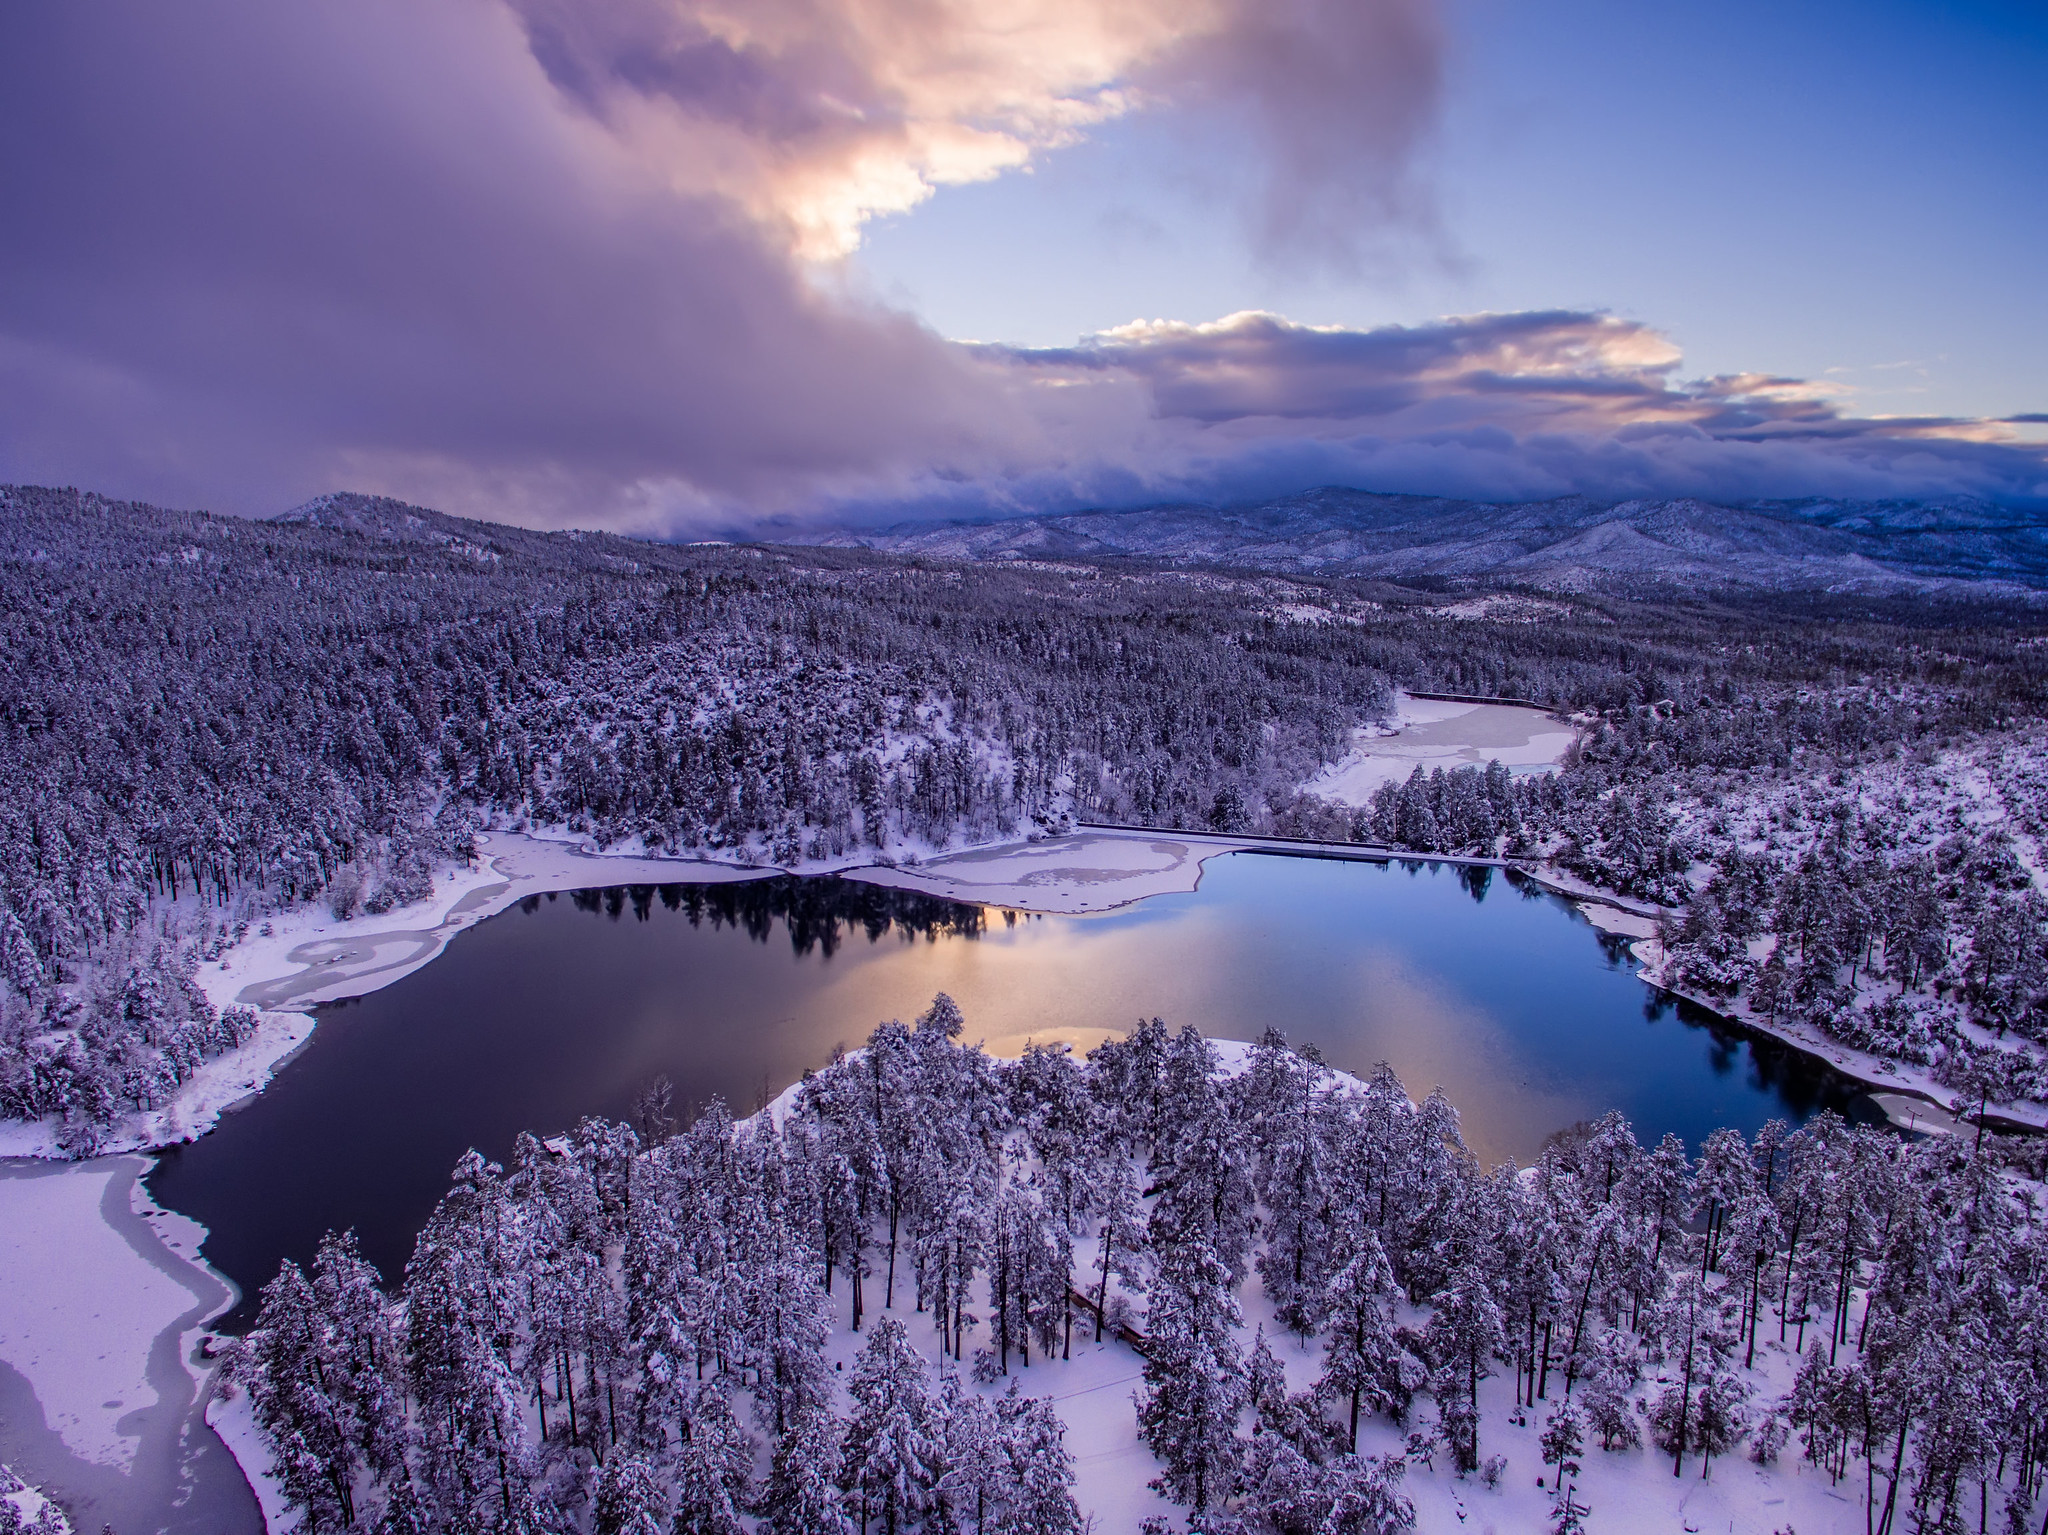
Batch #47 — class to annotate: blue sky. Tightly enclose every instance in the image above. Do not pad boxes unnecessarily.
[858,0,2048,423]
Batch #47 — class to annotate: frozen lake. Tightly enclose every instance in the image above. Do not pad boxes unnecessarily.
[149,851,1872,1327]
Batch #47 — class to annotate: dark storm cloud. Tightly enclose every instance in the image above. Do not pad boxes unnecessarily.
[0,0,1024,523]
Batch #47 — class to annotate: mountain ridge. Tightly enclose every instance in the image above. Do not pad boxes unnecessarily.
[790,487,2048,598]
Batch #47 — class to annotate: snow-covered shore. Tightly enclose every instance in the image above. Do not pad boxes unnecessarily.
[0,832,781,1531]
[2,821,2025,1531]
[1558,890,2048,1139]
[0,1156,255,1533]
[0,831,778,1162]
[840,828,1235,914]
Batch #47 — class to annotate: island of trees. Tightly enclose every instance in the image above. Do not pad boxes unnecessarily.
[228,1005,2048,1535]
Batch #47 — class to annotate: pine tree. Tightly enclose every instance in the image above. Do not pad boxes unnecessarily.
[760,1407,856,1535]
[1577,1331,1642,1452]
[1090,1151,1148,1343]
[1539,1400,1583,1491]
[1422,1258,1505,1474]
[1691,1364,1750,1479]
[1148,1026,1257,1284]
[1548,1479,1590,1535]
[748,1251,835,1437]
[1649,1274,1739,1478]
[671,1430,749,1535]
[1244,1033,1340,1336]
[934,1375,1006,1534]
[998,1393,1082,1535]
[0,911,42,999]
[591,1453,668,1535]
[402,1160,537,1532]
[245,1259,364,1530]
[1317,1221,1407,1450]
[841,1317,943,1535]
[1137,1227,1245,1512]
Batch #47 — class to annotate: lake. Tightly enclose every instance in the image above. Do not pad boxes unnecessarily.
[148,852,1870,1328]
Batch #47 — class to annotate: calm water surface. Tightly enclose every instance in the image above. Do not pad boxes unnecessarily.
[149,852,1869,1326]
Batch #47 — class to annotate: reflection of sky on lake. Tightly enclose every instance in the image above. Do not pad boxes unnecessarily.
[758,856,1784,1164]
[152,851,1867,1323]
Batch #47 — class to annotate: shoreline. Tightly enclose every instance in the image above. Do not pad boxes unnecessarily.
[1629,941,2048,1138]
[978,823,2047,1139]
[0,1156,258,1534]
[3,821,2029,1533]
[174,823,2048,1153]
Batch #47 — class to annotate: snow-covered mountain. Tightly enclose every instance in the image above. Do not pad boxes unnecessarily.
[798,488,2048,596]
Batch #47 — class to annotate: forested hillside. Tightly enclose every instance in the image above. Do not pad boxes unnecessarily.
[5,482,2048,1142]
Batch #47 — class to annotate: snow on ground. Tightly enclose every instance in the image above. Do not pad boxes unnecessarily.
[0,1159,202,1473]
[0,1156,252,1534]
[0,1463,73,1532]
[203,1390,292,1533]
[777,1211,1891,1535]
[1265,1316,1869,1535]
[648,1039,1890,1535]
[1308,692,1579,804]
[219,829,774,1017]
[843,832,1232,914]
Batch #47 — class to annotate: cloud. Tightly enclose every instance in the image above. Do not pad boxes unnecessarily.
[0,0,1449,527]
[0,0,1056,527]
[0,1,2039,533]
[934,310,2048,515]
[1136,0,1447,270]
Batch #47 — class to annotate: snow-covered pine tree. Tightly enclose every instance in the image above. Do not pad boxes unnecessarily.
[1137,1222,1246,1513]
[1242,1030,1340,1336]
[591,1453,668,1535]
[1538,1400,1583,1491]
[841,1317,944,1535]
[997,1391,1082,1535]
[1316,1218,1409,1450]
[1421,1256,1505,1474]
[1648,1273,1740,1478]
[1090,1148,1148,1344]
[1148,1025,1257,1285]
[759,1406,856,1535]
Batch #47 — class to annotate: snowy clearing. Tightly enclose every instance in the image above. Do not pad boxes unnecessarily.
[1308,692,1579,804]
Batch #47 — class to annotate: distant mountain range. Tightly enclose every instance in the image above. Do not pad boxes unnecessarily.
[793,488,2048,599]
